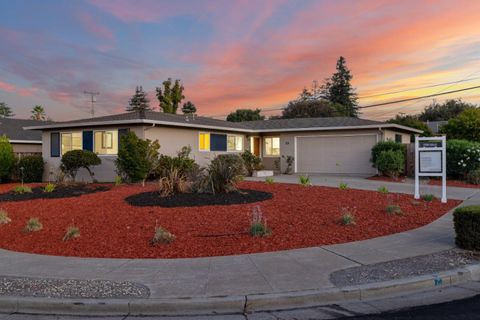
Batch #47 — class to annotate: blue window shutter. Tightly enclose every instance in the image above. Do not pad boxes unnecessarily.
[118,128,130,149]
[83,131,93,151]
[210,134,227,151]
[51,132,60,157]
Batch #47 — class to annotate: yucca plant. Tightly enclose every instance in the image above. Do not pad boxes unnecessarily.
[150,226,176,245]
[299,175,311,186]
[43,183,56,193]
[377,186,389,194]
[265,177,274,184]
[24,217,43,232]
[385,204,403,216]
[0,209,11,225]
[63,226,80,241]
[421,194,436,202]
[340,207,357,226]
[249,206,271,237]
[339,182,348,190]
[13,185,32,194]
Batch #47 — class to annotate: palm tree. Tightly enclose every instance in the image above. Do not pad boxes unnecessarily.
[31,105,46,121]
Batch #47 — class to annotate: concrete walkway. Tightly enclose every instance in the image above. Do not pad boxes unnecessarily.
[0,177,479,315]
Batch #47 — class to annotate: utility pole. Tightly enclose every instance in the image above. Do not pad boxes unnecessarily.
[83,91,100,118]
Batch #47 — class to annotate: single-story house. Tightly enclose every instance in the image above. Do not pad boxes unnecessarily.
[0,118,44,156]
[25,111,422,182]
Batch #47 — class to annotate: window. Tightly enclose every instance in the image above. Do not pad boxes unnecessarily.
[227,135,243,152]
[199,132,210,151]
[94,130,118,155]
[61,132,82,155]
[264,137,280,156]
[395,134,403,143]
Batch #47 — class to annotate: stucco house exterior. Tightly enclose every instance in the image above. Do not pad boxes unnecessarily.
[0,118,43,156]
[25,111,422,182]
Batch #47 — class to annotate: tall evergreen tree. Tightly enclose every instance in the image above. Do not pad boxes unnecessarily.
[31,105,47,120]
[156,78,185,114]
[127,86,151,112]
[182,101,197,114]
[322,56,358,117]
[0,102,14,118]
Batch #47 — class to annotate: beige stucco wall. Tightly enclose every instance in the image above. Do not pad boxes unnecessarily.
[12,143,42,154]
[383,129,411,144]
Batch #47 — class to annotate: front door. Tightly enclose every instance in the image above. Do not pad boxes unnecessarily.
[251,137,260,156]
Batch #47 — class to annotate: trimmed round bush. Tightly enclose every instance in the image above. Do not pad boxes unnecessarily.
[446,139,480,179]
[61,150,101,181]
[375,150,405,178]
[453,205,480,250]
[371,140,406,168]
[16,155,44,182]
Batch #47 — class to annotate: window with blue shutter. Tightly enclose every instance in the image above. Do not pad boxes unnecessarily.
[210,134,227,151]
[118,128,130,149]
[50,132,60,157]
[82,131,93,151]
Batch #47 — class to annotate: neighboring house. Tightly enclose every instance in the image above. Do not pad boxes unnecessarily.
[426,120,448,134]
[26,111,421,182]
[0,118,44,156]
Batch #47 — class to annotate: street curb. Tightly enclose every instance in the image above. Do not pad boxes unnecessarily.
[1,264,479,316]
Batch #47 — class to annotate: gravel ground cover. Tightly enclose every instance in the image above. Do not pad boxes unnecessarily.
[0,184,110,202]
[0,276,150,299]
[0,181,460,259]
[330,249,480,287]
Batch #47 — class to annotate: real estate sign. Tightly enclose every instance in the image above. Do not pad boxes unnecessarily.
[414,136,447,203]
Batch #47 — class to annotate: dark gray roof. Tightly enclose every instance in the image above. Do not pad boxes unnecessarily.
[25,111,422,133]
[0,118,46,142]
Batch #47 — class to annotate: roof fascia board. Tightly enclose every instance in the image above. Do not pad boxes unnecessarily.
[9,140,42,144]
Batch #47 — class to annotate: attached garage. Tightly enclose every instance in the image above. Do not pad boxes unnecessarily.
[295,134,378,175]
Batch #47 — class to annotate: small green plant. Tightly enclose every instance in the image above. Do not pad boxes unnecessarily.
[0,209,11,225]
[421,194,436,202]
[63,226,80,241]
[114,175,123,186]
[24,217,43,232]
[385,204,403,216]
[340,207,356,226]
[299,175,311,186]
[339,182,348,190]
[249,206,271,237]
[377,186,389,194]
[43,183,56,193]
[150,224,176,246]
[13,185,32,194]
[265,177,274,184]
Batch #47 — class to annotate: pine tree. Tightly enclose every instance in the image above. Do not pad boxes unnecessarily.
[322,56,358,117]
[31,105,47,120]
[0,102,14,118]
[182,101,197,114]
[156,78,185,114]
[127,86,151,112]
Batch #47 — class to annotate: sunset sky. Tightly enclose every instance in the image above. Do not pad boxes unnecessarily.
[1,0,480,121]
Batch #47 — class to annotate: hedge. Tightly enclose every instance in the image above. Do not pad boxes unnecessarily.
[15,155,44,182]
[446,139,480,179]
[371,140,406,168]
[453,205,480,250]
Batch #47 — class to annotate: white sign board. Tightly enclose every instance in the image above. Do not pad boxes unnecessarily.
[414,136,447,203]
[419,151,442,173]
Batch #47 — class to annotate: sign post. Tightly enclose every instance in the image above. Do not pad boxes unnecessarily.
[414,136,447,203]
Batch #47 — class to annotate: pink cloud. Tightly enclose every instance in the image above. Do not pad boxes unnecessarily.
[0,80,16,93]
[0,80,37,97]
[77,12,115,42]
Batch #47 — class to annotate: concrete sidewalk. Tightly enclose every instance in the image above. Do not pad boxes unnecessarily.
[0,178,479,316]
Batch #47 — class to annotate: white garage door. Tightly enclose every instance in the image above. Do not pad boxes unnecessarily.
[295,134,378,175]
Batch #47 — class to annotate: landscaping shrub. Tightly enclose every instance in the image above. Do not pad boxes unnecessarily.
[446,140,480,179]
[340,207,356,225]
[157,146,199,196]
[371,140,406,167]
[453,205,480,250]
[15,155,44,183]
[241,150,262,176]
[375,150,404,178]
[116,132,158,183]
[377,186,389,194]
[249,206,271,237]
[0,135,15,183]
[385,204,403,216]
[43,183,56,193]
[24,217,42,232]
[115,176,122,186]
[467,168,480,185]
[281,155,294,174]
[13,185,32,194]
[339,182,348,190]
[61,150,101,182]
[150,226,176,245]
[201,154,245,194]
[63,226,80,241]
[421,194,435,202]
[0,209,11,225]
[299,175,311,186]
[157,146,197,178]
[158,168,190,197]
[265,177,274,184]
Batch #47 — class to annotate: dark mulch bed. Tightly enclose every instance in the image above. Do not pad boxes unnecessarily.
[0,184,111,202]
[126,189,273,207]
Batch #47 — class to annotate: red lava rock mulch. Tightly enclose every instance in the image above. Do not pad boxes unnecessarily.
[0,181,461,259]
[366,175,407,183]
[428,179,479,189]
